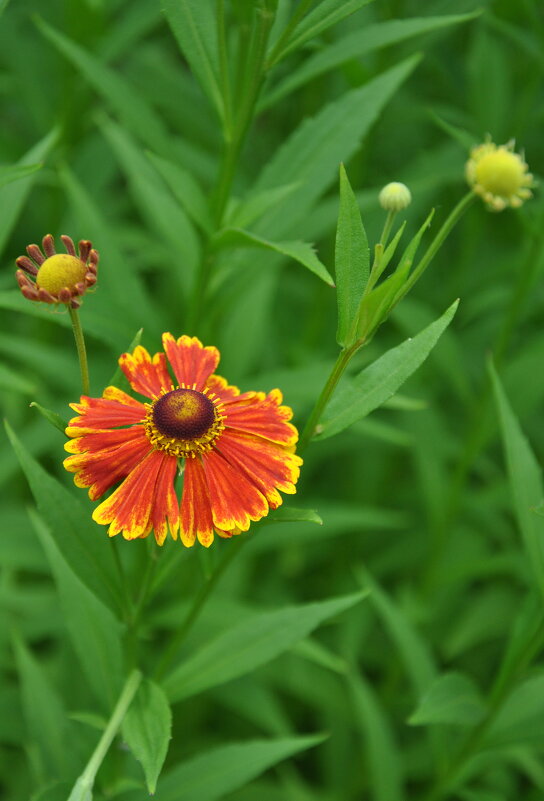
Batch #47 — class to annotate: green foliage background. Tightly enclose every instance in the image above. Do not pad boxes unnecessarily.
[1,0,544,799]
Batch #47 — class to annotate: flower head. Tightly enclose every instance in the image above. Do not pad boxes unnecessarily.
[64,335,302,547]
[465,140,534,211]
[16,234,98,308]
[379,182,412,212]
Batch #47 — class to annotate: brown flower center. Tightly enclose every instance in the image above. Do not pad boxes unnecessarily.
[144,388,225,458]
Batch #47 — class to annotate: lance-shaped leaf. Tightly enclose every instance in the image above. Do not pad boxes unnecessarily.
[408,672,486,727]
[490,363,544,598]
[5,422,124,618]
[213,228,334,285]
[164,591,367,702]
[161,0,223,119]
[316,300,459,440]
[335,165,369,346]
[123,679,172,794]
[153,735,325,801]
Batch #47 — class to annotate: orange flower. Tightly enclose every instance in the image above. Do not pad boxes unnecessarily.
[64,335,302,547]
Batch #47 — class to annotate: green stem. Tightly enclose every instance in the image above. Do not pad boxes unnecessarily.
[403,191,475,297]
[154,537,248,680]
[68,669,142,800]
[422,614,544,801]
[69,305,90,395]
[298,341,362,452]
[266,0,314,68]
[379,209,396,249]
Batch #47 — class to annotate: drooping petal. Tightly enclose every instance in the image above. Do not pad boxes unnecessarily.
[162,333,219,391]
[93,450,172,540]
[64,428,152,501]
[64,424,146,454]
[223,389,298,446]
[180,457,214,547]
[67,390,146,434]
[119,346,173,399]
[202,448,268,532]
[216,429,302,509]
[151,454,180,545]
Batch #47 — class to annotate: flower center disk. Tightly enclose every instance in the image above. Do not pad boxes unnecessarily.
[153,388,216,440]
[36,254,88,295]
[145,388,225,458]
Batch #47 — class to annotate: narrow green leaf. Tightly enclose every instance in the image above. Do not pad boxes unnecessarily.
[0,162,41,188]
[35,16,173,156]
[408,672,486,727]
[0,363,35,395]
[228,183,300,230]
[13,633,69,779]
[356,261,410,341]
[317,299,459,440]
[29,402,68,434]
[358,567,436,695]
[155,735,325,801]
[147,150,213,234]
[164,591,367,702]
[59,166,159,336]
[213,228,334,285]
[255,56,420,239]
[28,510,124,707]
[486,675,544,747]
[161,0,223,119]
[5,421,123,618]
[269,0,375,66]
[264,12,478,107]
[0,128,57,257]
[123,679,172,794]
[350,672,405,801]
[264,506,323,525]
[335,164,369,346]
[490,363,544,598]
[99,116,199,292]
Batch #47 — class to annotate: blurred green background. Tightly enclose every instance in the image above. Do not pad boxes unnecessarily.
[1,0,544,799]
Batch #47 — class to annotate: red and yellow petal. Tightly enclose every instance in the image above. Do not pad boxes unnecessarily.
[150,454,180,545]
[162,333,219,391]
[119,346,173,399]
[223,389,298,446]
[64,424,146,454]
[201,448,268,532]
[205,374,241,403]
[64,429,152,501]
[180,457,214,547]
[93,450,174,540]
[216,429,302,509]
[67,391,146,434]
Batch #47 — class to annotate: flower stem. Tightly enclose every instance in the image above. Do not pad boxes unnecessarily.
[402,191,475,297]
[67,668,142,800]
[154,536,248,680]
[69,305,90,395]
[298,341,362,453]
[379,209,396,249]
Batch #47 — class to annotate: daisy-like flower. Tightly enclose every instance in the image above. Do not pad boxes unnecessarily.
[465,139,535,211]
[64,335,302,547]
[16,234,98,308]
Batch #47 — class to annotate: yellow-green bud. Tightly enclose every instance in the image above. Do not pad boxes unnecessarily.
[465,139,534,211]
[379,182,412,212]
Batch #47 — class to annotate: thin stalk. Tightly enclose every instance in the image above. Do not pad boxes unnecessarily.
[69,305,90,395]
[298,341,362,452]
[217,0,233,140]
[402,191,475,297]
[379,209,396,249]
[154,536,248,680]
[422,614,544,801]
[67,669,142,800]
[266,0,315,68]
